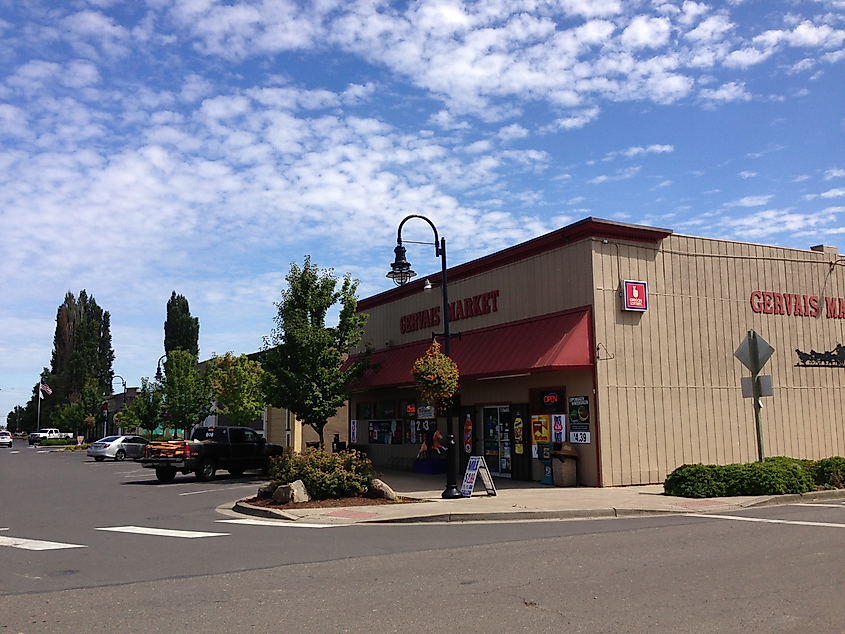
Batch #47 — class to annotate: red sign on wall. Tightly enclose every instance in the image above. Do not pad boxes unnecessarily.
[623,280,648,311]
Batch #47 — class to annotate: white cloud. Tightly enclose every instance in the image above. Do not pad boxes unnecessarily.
[739,171,757,178]
[822,188,845,198]
[700,81,751,102]
[498,123,529,141]
[621,16,671,49]
[825,168,845,180]
[725,195,774,207]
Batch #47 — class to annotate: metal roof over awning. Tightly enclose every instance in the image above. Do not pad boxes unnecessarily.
[349,307,593,391]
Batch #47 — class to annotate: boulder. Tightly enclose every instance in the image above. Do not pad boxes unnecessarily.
[272,479,311,504]
[366,478,397,501]
[257,483,278,499]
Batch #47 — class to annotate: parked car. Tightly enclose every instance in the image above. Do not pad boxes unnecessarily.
[0,431,12,448]
[87,435,149,462]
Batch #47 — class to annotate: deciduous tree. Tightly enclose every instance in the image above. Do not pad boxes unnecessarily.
[206,352,266,426]
[121,378,164,434]
[262,256,370,448]
[161,350,212,438]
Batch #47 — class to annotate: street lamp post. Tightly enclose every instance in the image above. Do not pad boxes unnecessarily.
[111,375,127,436]
[387,214,461,499]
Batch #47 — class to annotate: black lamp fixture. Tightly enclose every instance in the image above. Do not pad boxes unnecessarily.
[387,214,461,499]
[155,355,167,381]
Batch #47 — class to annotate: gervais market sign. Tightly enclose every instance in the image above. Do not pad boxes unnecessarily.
[750,290,845,319]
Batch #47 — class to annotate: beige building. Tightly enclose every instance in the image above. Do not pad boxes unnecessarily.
[346,217,845,487]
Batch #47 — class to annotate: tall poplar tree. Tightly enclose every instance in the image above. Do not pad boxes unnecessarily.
[164,292,199,357]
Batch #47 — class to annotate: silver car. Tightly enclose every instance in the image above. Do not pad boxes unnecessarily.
[87,435,149,461]
[0,431,12,448]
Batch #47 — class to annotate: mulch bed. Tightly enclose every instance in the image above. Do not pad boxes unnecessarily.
[244,496,421,509]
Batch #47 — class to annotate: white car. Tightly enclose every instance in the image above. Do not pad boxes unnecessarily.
[0,431,12,448]
[87,435,149,461]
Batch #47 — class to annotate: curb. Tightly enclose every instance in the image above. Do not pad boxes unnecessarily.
[742,487,845,509]
[234,498,298,521]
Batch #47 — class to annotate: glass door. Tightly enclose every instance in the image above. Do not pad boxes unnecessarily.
[482,406,512,477]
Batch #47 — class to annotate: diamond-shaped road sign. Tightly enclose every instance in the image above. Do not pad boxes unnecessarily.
[734,330,774,374]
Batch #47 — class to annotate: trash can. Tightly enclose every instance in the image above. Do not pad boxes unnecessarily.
[331,434,347,453]
[550,442,578,487]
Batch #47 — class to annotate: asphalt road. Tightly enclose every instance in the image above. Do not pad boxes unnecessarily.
[3,445,845,633]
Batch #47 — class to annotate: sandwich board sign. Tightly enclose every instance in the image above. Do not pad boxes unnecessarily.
[460,456,497,497]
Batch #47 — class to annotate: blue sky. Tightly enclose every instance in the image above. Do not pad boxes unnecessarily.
[1,0,844,424]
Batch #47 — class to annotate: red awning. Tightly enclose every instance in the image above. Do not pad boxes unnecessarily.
[350,307,592,391]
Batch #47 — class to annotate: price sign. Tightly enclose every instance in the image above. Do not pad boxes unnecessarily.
[570,431,590,444]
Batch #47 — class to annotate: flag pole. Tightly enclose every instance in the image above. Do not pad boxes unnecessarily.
[37,383,42,428]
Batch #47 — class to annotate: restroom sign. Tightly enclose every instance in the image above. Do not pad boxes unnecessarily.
[623,280,648,311]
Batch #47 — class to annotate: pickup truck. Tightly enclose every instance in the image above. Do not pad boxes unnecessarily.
[28,428,74,445]
[137,426,285,483]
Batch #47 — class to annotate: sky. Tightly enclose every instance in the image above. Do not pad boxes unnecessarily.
[1,0,844,424]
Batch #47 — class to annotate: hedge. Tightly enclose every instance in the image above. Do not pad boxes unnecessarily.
[663,456,845,498]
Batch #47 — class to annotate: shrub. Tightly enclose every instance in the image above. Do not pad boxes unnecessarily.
[812,457,845,488]
[270,448,375,500]
[40,439,71,446]
[664,459,816,498]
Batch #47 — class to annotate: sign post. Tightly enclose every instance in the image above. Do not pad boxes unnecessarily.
[734,329,775,462]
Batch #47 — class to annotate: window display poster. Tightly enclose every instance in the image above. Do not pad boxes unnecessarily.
[350,420,357,444]
[532,415,550,443]
[514,415,524,454]
[552,414,566,443]
[463,413,473,453]
[568,396,590,432]
[417,404,435,419]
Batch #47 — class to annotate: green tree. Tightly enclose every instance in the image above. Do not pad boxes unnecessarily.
[262,256,370,448]
[121,378,164,434]
[161,350,212,438]
[54,378,102,431]
[164,291,199,357]
[206,352,266,426]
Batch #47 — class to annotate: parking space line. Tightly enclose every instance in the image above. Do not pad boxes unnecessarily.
[0,535,87,551]
[793,503,845,508]
[96,526,228,538]
[687,513,845,528]
[217,519,343,528]
[179,485,258,496]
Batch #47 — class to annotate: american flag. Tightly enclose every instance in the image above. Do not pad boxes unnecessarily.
[39,381,52,395]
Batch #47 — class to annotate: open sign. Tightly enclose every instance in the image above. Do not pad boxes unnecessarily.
[543,393,558,405]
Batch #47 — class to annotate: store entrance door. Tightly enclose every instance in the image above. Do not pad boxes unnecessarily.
[482,405,512,477]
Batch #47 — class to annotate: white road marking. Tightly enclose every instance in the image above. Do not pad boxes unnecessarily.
[96,526,228,538]
[9,450,19,454]
[687,513,845,528]
[217,519,343,528]
[179,485,258,496]
[794,503,845,508]
[0,535,86,551]
[1,527,9,531]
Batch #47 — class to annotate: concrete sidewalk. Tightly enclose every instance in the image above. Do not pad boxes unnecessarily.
[230,470,845,525]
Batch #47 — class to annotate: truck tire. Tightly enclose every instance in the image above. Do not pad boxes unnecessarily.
[195,459,216,482]
[155,466,177,483]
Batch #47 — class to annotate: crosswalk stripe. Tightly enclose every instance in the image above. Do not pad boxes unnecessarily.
[217,519,343,528]
[96,526,228,538]
[687,513,845,528]
[0,535,86,551]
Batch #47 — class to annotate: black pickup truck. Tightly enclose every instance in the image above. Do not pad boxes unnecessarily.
[137,426,285,483]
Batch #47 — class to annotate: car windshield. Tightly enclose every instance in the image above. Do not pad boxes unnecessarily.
[37,429,52,434]
[99,436,120,443]
[0,432,10,436]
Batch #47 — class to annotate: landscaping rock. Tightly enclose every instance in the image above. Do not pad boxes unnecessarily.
[366,478,397,501]
[257,483,278,499]
[272,479,311,504]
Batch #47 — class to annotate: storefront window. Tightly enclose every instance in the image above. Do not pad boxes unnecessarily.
[374,400,396,419]
[356,402,371,420]
[368,420,402,444]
